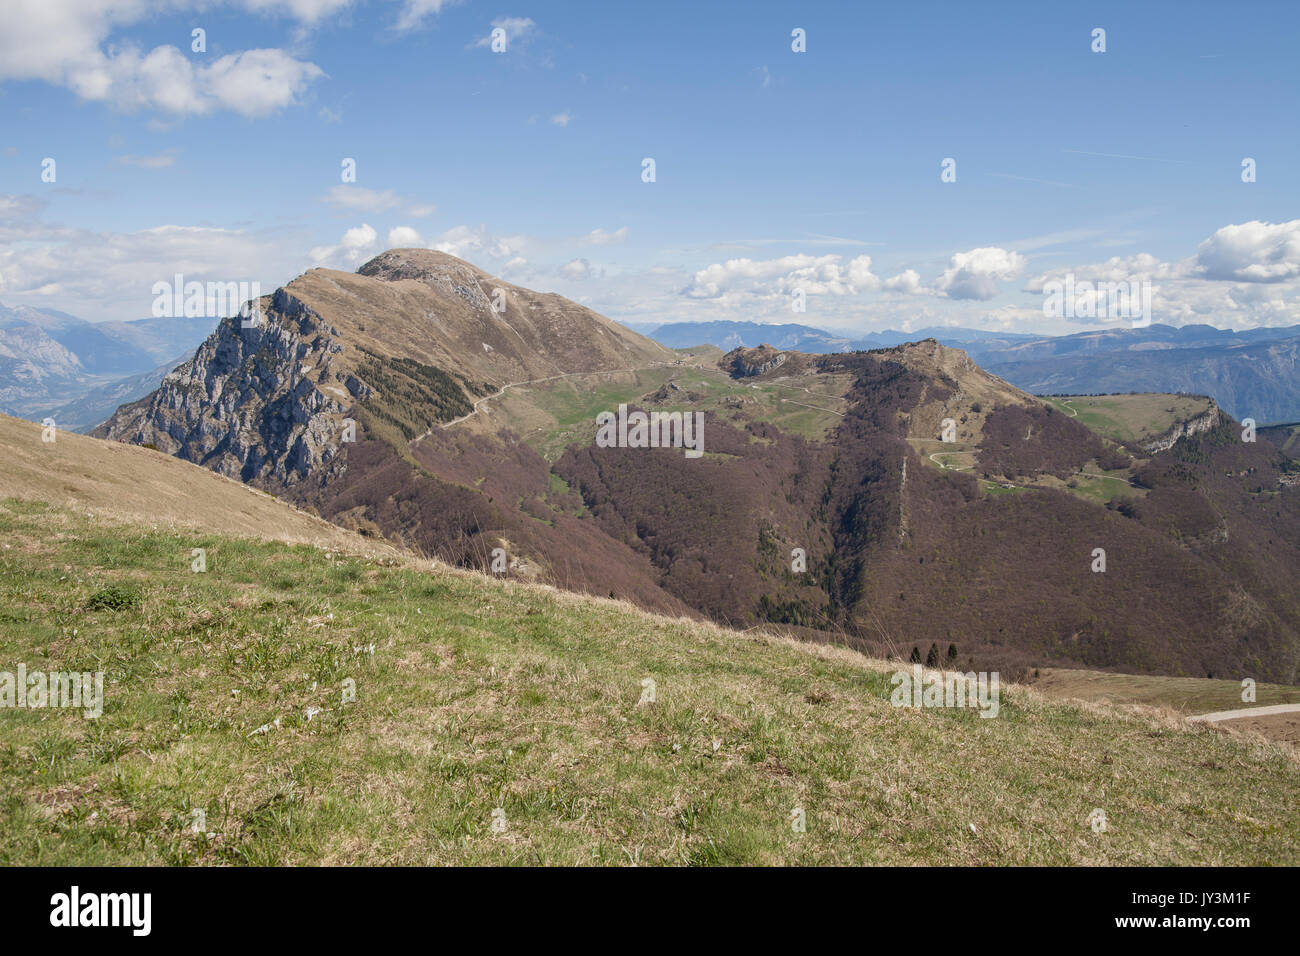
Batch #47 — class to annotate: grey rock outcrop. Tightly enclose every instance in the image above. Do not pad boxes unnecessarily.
[94,290,351,488]
[1141,405,1220,454]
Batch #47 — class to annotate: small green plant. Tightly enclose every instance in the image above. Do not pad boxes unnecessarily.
[86,584,142,611]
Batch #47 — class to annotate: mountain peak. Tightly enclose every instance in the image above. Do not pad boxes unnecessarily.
[97,252,672,484]
[356,248,486,284]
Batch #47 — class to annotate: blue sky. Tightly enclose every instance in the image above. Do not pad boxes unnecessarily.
[1,0,1298,332]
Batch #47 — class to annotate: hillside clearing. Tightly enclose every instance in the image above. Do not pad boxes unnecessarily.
[1042,394,1214,445]
[1029,667,1300,715]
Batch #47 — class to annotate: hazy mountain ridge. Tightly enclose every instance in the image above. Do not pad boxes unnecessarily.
[0,302,216,426]
[985,335,1300,424]
[646,319,1038,356]
[48,355,189,433]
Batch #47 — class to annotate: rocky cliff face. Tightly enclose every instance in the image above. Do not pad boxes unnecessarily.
[94,287,354,488]
[722,344,804,379]
[1141,404,1220,454]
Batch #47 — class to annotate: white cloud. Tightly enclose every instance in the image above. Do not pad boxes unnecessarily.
[561,257,595,279]
[431,224,530,261]
[322,185,403,213]
[387,226,422,247]
[308,223,379,269]
[242,0,356,24]
[0,195,49,224]
[684,254,879,301]
[322,186,435,219]
[935,247,1027,300]
[0,214,307,321]
[586,227,628,246]
[550,111,573,127]
[1022,225,1300,329]
[1023,253,1184,293]
[116,151,180,169]
[883,269,924,294]
[202,49,325,117]
[976,304,1045,331]
[394,0,459,32]
[1194,220,1300,282]
[846,256,878,289]
[0,2,328,117]
[473,17,537,48]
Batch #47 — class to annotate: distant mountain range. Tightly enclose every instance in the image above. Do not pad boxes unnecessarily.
[645,320,1039,356]
[644,319,1300,424]
[982,335,1300,426]
[6,301,1298,431]
[0,303,215,430]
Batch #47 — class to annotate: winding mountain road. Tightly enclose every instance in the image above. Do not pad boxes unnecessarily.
[1187,703,1300,723]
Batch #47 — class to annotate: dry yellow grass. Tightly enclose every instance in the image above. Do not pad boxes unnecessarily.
[0,413,402,559]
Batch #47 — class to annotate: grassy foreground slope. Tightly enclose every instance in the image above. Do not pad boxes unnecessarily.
[2,499,1297,866]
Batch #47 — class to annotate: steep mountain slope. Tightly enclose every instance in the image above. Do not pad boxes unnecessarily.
[1260,422,1300,459]
[557,343,1300,682]
[0,325,83,416]
[93,252,1300,683]
[46,355,190,433]
[0,412,399,556]
[96,250,689,615]
[97,249,672,485]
